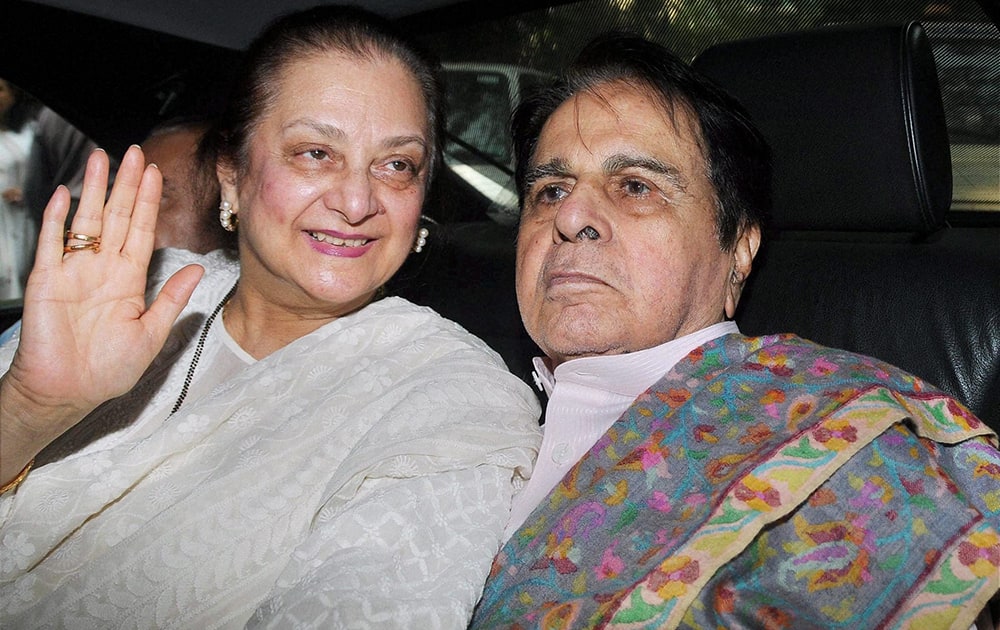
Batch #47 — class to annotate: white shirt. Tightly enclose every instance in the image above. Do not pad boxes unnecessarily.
[504,321,739,539]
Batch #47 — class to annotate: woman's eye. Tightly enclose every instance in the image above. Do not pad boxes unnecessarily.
[373,157,421,188]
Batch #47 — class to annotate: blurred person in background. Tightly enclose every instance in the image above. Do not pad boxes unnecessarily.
[142,118,235,254]
[0,78,38,300]
[21,105,107,233]
[0,118,234,345]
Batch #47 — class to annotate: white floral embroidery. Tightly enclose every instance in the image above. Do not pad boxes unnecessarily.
[147,459,175,482]
[5,573,39,614]
[374,322,406,346]
[90,469,129,501]
[238,434,262,452]
[175,413,212,438]
[236,447,264,471]
[148,482,181,510]
[77,452,114,476]
[35,489,71,515]
[306,363,335,382]
[386,455,421,477]
[0,531,36,572]
[320,407,349,432]
[228,405,260,430]
[353,360,392,394]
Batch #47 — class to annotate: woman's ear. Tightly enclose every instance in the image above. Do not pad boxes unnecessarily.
[217,161,239,208]
[724,224,762,319]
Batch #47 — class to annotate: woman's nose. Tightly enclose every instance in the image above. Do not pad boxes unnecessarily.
[323,168,378,224]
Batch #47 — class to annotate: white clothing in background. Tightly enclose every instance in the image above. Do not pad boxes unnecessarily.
[0,124,34,300]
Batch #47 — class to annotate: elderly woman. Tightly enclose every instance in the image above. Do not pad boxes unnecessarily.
[0,7,540,628]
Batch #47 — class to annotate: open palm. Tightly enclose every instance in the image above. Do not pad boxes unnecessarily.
[4,146,203,431]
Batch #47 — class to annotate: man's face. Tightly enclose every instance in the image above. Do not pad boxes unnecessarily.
[515,81,758,367]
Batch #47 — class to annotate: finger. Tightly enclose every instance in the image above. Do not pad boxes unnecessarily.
[121,163,162,262]
[140,264,205,347]
[69,149,111,243]
[101,145,147,253]
[33,185,72,269]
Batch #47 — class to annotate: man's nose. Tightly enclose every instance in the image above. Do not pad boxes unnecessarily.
[552,182,610,244]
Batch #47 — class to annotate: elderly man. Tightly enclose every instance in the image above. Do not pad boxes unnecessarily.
[471,34,999,629]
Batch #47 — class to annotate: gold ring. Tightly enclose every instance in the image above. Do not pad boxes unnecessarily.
[63,242,101,253]
[65,231,101,243]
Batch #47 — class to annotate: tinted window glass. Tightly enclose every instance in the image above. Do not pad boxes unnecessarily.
[421,0,998,215]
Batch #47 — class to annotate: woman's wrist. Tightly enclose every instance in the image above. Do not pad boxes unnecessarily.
[0,458,34,495]
[0,372,81,483]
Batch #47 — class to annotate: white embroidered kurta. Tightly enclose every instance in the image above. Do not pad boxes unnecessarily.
[0,248,542,629]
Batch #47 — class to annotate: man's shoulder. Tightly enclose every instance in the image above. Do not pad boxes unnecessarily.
[699,332,936,393]
[640,331,980,443]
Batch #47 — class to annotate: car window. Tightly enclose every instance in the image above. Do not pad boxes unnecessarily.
[444,65,516,166]
[928,21,1000,211]
[418,0,999,218]
[440,63,550,224]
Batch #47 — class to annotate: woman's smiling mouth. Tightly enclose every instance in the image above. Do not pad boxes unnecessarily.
[307,230,371,247]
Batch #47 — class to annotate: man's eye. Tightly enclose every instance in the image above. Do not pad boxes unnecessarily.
[536,184,567,204]
[306,149,328,160]
[623,179,651,195]
[389,159,414,173]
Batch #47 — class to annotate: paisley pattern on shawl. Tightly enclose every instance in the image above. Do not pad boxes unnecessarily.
[472,333,1000,630]
[0,248,542,629]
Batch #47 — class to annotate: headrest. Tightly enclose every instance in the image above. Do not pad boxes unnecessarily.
[693,23,951,232]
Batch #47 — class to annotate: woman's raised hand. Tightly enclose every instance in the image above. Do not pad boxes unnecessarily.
[1,146,204,475]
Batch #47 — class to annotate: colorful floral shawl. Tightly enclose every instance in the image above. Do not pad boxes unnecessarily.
[472,334,1000,629]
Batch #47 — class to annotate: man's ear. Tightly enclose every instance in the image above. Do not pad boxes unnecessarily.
[724,223,761,319]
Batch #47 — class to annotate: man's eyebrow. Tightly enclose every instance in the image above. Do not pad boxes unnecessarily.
[604,153,689,191]
[524,158,571,189]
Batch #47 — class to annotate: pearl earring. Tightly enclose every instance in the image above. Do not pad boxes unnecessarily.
[219,200,237,232]
[413,227,429,253]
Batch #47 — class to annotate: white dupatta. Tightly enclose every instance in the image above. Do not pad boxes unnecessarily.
[0,248,541,628]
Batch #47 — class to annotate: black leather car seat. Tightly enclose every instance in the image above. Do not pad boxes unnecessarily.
[693,22,1000,431]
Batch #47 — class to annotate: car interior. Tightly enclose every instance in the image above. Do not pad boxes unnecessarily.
[1,0,998,432]
[692,22,1000,430]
